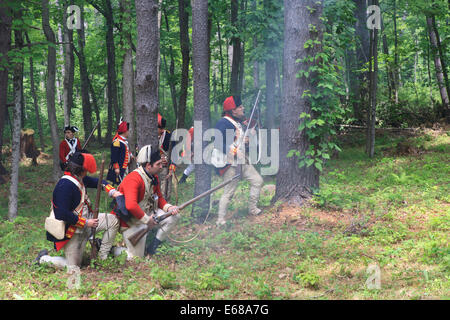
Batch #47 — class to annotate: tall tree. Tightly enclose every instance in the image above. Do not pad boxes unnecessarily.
[8,25,24,221]
[274,0,323,205]
[192,0,211,220]
[120,0,135,155]
[178,0,190,129]
[25,32,45,149]
[105,0,120,132]
[264,0,278,130]
[230,0,241,95]
[366,0,379,158]
[0,3,12,160]
[426,14,450,116]
[352,0,370,124]
[135,0,160,149]
[75,4,93,141]
[62,0,75,127]
[42,0,61,181]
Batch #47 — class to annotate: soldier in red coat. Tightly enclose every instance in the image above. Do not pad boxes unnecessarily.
[112,145,180,259]
[59,126,82,171]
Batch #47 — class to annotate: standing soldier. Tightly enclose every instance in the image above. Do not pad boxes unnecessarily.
[107,119,134,185]
[213,96,264,226]
[158,114,176,199]
[112,145,180,259]
[59,126,82,171]
[34,152,122,268]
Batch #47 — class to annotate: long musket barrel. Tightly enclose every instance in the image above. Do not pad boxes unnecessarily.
[127,174,241,246]
[82,120,100,150]
[90,153,105,259]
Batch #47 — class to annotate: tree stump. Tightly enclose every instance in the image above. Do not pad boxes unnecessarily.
[20,129,40,166]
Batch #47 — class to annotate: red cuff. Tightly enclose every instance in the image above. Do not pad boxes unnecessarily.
[75,217,87,228]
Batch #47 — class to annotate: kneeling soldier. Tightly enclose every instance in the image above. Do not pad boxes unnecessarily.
[112,145,180,259]
[35,152,122,268]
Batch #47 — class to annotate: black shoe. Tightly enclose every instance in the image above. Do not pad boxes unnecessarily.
[145,238,162,256]
[90,238,102,252]
[33,249,49,265]
[179,174,188,184]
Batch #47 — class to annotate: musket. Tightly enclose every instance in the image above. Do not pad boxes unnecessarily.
[127,174,241,246]
[89,153,106,259]
[82,120,100,150]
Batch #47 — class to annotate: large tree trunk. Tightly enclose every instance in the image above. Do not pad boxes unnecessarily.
[192,0,211,220]
[76,5,93,142]
[274,0,322,205]
[135,0,160,149]
[230,0,241,95]
[43,0,61,182]
[431,16,449,96]
[8,28,24,221]
[105,0,120,134]
[427,16,450,117]
[62,0,74,127]
[178,0,190,129]
[25,33,45,150]
[121,0,135,157]
[352,0,370,124]
[0,4,12,160]
[163,8,178,117]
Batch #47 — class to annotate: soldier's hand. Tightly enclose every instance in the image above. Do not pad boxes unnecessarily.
[112,190,123,198]
[87,218,99,228]
[147,214,158,228]
[115,168,120,175]
[168,206,180,215]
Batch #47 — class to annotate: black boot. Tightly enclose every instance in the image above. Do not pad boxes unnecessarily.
[145,238,162,256]
[33,249,49,265]
[179,174,188,184]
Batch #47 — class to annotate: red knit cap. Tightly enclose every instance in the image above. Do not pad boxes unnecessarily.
[223,96,237,112]
[81,153,97,173]
[117,121,129,134]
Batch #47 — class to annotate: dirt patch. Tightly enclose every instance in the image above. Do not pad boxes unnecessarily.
[252,204,359,234]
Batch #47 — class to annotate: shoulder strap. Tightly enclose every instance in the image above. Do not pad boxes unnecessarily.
[61,175,86,212]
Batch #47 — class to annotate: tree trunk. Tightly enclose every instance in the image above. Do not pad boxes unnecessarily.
[105,0,120,141]
[431,16,450,101]
[393,0,399,105]
[135,0,160,149]
[192,0,211,220]
[230,0,241,95]
[366,0,379,158]
[216,19,225,93]
[353,0,370,124]
[121,0,135,157]
[274,0,322,205]
[76,5,93,142]
[178,0,190,129]
[0,4,12,160]
[43,0,61,181]
[25,33,46,150]
[62,0,75,127]
[427,16,450,117]
[163,8,178,117]
[88,77,102,144]
[8,28,24,221]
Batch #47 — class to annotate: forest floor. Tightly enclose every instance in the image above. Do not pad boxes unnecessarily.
[0,128,448,300]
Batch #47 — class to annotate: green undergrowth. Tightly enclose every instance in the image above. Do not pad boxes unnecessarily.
[0,130,448,300]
